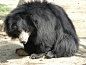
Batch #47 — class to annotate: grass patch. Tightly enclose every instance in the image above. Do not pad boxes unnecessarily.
[0,4,7,7]
[0,4,12,15]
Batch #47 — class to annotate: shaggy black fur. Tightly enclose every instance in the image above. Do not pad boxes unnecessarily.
[4,2,79,58]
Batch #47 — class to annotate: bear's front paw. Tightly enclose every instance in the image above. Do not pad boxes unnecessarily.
[16,48,28,56]
[30,54,37,59]
[30,53,45,59]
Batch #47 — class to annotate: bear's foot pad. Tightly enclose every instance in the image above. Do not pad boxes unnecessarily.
[16,48,28,56]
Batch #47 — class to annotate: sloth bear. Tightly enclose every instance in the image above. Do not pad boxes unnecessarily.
[4,2,79,59]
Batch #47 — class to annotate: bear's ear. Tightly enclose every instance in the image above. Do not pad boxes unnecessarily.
[31,20,38,29]
[4,15,12,36]
[30,14,41,29]
[4,15,10,30]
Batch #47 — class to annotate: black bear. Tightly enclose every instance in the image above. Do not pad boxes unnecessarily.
[4,1,79,59]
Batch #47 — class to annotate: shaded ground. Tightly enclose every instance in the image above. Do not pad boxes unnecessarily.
[0,32,86,65]
[0,0,86,65]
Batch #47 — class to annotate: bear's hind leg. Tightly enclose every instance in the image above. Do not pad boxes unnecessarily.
[50,35,78,58]
[45,51,55,58]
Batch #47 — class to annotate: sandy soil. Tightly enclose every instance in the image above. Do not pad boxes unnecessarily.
[0,0,86,65]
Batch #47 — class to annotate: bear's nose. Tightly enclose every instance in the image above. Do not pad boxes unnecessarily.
[19,31,30,44]
[21,41,27,44]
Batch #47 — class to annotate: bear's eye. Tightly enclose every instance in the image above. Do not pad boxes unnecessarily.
[25,31,30,35]
[26,31,29,33]
[18,31,21,34]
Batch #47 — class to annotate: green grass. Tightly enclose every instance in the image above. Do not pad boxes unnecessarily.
[0,4,7,6]
[0,4,12,15]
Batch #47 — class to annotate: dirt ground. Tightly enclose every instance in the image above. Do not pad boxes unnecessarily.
[0,0,86,65]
